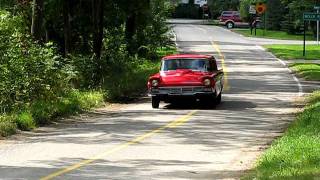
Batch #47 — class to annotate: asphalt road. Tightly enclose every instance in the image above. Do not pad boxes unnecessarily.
[0,21,303,180]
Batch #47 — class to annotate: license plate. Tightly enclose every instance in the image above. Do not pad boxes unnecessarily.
[170,88,181,94]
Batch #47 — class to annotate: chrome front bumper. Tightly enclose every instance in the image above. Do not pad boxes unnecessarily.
[149,86,215,96]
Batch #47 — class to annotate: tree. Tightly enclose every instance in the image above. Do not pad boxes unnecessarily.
[121,0,151,55]
[63,0,71,55]
[266,0,284,30]
[31,0,44,41]
[208,0,240,18]
[281,0,315,34]
[239,0,252,21]
[92,0,104,59]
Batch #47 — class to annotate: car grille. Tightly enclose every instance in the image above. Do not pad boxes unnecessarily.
[152,86,212,94]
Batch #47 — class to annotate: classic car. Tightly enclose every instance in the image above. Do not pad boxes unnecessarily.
[148,54,224,108]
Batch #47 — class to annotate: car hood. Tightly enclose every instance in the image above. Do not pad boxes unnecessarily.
[159,70,212,86]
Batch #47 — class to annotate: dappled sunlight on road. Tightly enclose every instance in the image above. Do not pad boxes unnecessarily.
[0,23,305,180]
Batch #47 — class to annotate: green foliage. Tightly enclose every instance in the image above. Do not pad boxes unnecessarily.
[16,111,35,131]
[139,0,173,59]
[173,3,201,19]
[0,0,173,137]
[0,90,105,136]
[156,46,177,58]
[281,0,314,34]
[239,0,252,21]
[0,10,73,113]
[266,0,285,30]
[209,0,240,18]
[67,90,105,110]
[0,0,17,10]
[29,90,105,125]
[30,100,59,125]
[103,59,160,101]
[245,91,320,178]
[0,115,17,137]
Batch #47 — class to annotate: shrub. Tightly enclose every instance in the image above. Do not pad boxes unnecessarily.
[16,111,35,131]
[173,3,201,19]
[30,100,57,125]
[29,90,105,125]
[67,90,105,110]
[0,115,16,137]
[0,10,73,113]
[103,58,160,101]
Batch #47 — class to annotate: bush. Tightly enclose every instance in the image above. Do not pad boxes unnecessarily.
[67,90,105,110]
[173,3,201,19]
[0,10,73,113]
[282,1,314,34]
[103,58,160,101]
[30,100,59,125]
[0,115,16,137]
[16,111,35,131]
[29,90,105,125]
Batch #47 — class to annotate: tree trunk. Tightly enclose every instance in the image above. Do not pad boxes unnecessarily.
[92,0,104,59]
[63,0,71,56]
[31,0,44,41]
[125,13,136,54]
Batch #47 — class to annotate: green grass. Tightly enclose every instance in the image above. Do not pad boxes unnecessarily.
[290,63,320,81]
[244,91,320,179]
[264,44,320,60]
[156,46,177,57]
[234,29,315,41]
[0,90,105,137]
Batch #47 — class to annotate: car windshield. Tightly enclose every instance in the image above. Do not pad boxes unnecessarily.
[161,59,211,72]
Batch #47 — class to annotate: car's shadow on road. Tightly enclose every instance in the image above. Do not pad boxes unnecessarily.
[163,99,257,111]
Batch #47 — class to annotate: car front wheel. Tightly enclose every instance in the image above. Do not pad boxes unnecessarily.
[152,96,160,108]
[226,22,234,29]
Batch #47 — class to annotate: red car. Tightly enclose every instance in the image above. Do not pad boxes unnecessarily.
[218,11,248,29]
[148,54,224,108]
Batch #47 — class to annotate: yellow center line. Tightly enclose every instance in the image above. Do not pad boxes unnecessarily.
[40,110,198,180]
[211,41,230,91]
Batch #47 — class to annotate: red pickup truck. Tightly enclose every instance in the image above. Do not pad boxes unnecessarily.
[147,54,224,108]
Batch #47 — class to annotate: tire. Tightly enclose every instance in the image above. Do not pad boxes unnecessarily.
[226,22,234,29]
[152,96,160,108]
[215,92,222,105]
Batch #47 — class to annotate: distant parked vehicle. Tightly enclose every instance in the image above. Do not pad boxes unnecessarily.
[218,11,248,29]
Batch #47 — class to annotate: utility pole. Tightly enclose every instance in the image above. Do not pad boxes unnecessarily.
[315,6,320,45]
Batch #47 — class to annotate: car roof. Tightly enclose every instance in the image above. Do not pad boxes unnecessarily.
[221,11,239,14]
[162,54,212,60]
[222,11,238,13]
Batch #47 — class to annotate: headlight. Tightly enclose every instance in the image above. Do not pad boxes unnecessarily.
[152,79,159,87]
[203,79,211,86]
